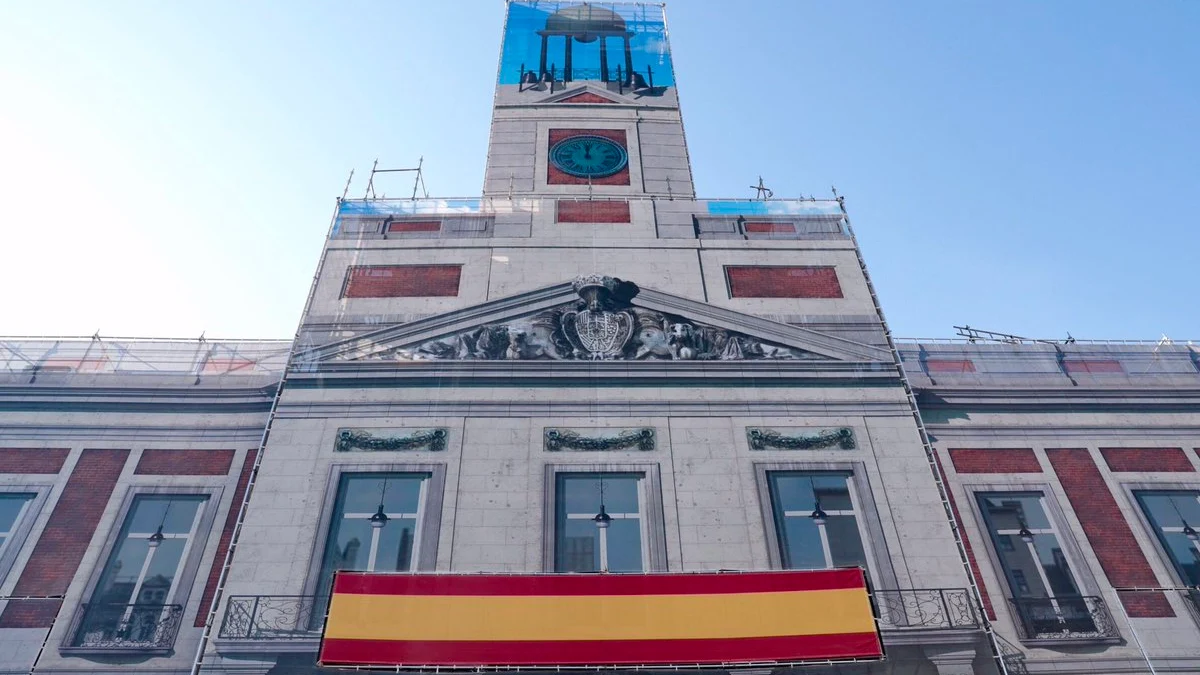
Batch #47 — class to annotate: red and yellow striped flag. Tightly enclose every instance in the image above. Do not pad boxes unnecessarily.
[318,569,883,668]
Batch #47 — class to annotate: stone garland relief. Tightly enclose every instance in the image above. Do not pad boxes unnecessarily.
[544,428,656,452]
[747,427,856,451]
[352,275,817,362]
[335,428,449,453]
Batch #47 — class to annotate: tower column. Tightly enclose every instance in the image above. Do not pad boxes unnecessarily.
[564,36,573,82]
[538,34,548,78]
[599,37,609,82]
[623,35,633,85]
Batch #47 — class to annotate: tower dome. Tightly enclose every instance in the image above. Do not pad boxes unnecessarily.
[544,4,626,42]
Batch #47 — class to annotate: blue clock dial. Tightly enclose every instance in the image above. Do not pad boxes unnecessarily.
[549,135,628,178]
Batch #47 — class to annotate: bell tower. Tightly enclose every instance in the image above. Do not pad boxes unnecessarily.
[483,1,694,199]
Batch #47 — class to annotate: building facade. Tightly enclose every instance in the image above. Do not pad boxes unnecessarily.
[0,3,1197,674]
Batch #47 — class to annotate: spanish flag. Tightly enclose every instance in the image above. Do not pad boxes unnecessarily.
[319,569,883,668]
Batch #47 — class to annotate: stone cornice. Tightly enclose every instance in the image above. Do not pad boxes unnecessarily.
[287,359,901,389]
[0,385,278,414]
[915,386,1200,412]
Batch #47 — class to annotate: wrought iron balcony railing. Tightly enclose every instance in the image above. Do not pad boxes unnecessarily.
[64,603,184,653]
[219,596,325,640]
[1008,595,1119,642]
[873,588,980,630]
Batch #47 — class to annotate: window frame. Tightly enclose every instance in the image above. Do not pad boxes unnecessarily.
[542,463,667,573]
[1121,481,1200,621]
[63,485,223,654]
[0,485,52,588]
[754,461,897,591]
[964,482,1106,602]
[303,463,446,599]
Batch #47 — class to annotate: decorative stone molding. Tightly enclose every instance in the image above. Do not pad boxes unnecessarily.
[747,427,855,451]
[334,428,448,453]
[350,276,817,362]
[544,428,656,452]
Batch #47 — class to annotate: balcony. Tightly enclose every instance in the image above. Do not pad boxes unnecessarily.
[1008,596,1119,643]
[62,603,184,654]
[874,588,980,630]
[219,596,324,641]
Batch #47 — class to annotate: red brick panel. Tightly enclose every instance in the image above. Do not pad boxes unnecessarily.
[556,200,631,223]
[135,449,236,476]
[949,448,1042,474]
[1101,448,1194,473]
[558,91,618,104]
[342,265,462,298]
[194,449,257,626]
[725,266,843,299]
[0,448,129,627]
[925,359,977,373]
[1062,359,1123,374]
[0,600,61,629]
[1045,448,1174,618]
[744,221,795,234]
[546,129,630,186]
[387,220,441,233]
[0,448,69,474]
[934,454,996,620]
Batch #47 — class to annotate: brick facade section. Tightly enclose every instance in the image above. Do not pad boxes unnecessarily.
[1062,359,1123,374]
[558,91,618,104]
[387,220,441,233]
[934,453,996,620]
[1100,447,1194,473]
[725,266,843,299]
[925,358,977,373]
[546,129,630,186]
[1045,448,1174,618]
[743,221,795,234]
[0,448,69,474]
[135,449,236,476]
[949,448,1043,474]
[195,449,257,626]
[342,265,462,298]
[556,200,631,223]
[0,599,62,629]
[0,448,128,628]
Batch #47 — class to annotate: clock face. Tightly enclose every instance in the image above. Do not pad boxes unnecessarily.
[549,135,629,179]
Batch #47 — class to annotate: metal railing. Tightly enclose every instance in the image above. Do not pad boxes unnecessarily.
[1008,596,1119,642]
[994,633,1029,675]
[218,596,325,640]
[873,588,980,630]
[65,603,184,652]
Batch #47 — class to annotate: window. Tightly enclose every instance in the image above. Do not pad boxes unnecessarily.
[316,473,430,597]
[0,493,34,560]
[554,473,645,573]
[766,472,868,571]
[977,492,1103,640]
[1134,490,1200,587]
[72,495,208,649]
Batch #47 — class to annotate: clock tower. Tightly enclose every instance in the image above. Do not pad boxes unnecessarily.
[483,2,693,199]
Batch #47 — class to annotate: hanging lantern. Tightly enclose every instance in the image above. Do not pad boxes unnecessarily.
[810,502,828,527]
[147,526,165,549]
[1183,521,1200,543]
[370,504,389,529]
[593,505,612,530]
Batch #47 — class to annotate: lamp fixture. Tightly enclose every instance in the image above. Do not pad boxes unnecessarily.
[594,473,611,530]
[1017,519,1035,544]
[371,478,390,529]
[1167,495,1199,542]
[809,477,827,526]
[148,500,172,549]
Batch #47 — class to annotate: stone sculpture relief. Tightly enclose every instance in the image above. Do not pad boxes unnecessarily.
[352,275,818,362]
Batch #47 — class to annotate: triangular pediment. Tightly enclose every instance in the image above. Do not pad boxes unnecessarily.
[302,279,890,366]
[541,85,628,105]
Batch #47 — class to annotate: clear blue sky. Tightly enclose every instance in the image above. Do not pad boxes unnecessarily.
[1,1,1196,340]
